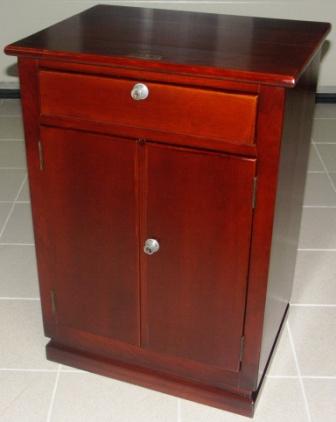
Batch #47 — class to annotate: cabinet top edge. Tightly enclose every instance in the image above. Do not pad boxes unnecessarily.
[4,5,331,88]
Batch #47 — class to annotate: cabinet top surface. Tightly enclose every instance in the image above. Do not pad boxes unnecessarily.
[5,5,330,87]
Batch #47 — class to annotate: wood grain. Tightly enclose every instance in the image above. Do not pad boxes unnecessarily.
[39,70,257,144]
[141,143,256,371]
[40,126,140,345]
[5,5,330,87]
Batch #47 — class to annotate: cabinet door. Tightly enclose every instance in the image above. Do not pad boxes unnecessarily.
[141,143,256,371]
[40,127,140,345]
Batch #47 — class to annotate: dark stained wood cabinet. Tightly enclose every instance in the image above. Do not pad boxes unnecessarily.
[5,5,330,417]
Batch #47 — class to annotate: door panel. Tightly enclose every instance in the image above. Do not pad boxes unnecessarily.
[141,143,256,371]
[40,127,140,345]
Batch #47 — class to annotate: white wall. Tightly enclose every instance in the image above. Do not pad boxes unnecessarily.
[1,0,334,92]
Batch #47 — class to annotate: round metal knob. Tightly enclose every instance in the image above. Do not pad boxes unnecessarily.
[144,238,160,255]
[131,83,149,101]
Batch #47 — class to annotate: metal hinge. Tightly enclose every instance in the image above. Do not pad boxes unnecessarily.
[38,140,44,171]
[252,177,257,209]
[239,336,245,368]
[50,289,57,316]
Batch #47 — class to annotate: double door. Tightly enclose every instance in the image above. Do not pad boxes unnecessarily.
[39,126,256,372]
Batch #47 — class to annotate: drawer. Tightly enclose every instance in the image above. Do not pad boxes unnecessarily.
[39,70,258,144]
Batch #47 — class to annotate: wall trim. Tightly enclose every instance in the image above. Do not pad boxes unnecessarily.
[1,89,336,103]
[315,93,336,103]
[0,89,20,99]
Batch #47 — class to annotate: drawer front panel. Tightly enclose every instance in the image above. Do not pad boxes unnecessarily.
[39,70,258,144]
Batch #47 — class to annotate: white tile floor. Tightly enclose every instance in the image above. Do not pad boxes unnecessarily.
[0,99,335,421]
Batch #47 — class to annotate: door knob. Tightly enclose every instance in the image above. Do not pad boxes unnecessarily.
[144,239,160,255]
[131,83,149,100]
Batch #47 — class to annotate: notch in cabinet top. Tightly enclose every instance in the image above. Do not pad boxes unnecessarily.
[4,5,331,87]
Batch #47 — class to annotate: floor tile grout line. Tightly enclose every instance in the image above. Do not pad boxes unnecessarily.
[0,368,85,373]
[313,117,336,120]
[298,248,336,251]
[268,375,336,379]
[0,139,24,142]
[287,322,312,422]
[46,364,61,422]
[0,202,16,238]
[267,375,299,379]
[0,201,30,204]
[0,115,22,118]
[0,176,29,228]
[14,174,27,201]
[0,242,34,246]
[177,398,182,422]
[0,368,58,372]
[0,167,26,170]
[0,297,40,301]
[0,174,29,249]
[1,165,26,171]
[291,303,336,307]
[313,143,336,193]
[303,205,336,208]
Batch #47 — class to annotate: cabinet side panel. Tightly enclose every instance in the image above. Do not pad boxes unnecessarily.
[239,85,286,391]
[258,54,320,384]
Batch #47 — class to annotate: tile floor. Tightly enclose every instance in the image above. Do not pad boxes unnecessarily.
[0,98,335,421]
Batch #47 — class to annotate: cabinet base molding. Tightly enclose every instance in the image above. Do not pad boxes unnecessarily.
[46,341,254,417]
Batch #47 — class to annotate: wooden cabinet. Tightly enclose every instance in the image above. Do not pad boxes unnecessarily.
[5,5,330,417]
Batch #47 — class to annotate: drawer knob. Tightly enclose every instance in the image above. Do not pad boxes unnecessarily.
[144,238,160,255]
[131,83,149,101]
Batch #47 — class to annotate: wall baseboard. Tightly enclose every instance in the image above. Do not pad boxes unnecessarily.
[0,89,20,99]
[1,89,336,103]
[315,93,336,103]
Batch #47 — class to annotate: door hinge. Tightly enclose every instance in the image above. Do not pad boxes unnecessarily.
[38,140,44,171]
[252,176,257,209]
[50,289,57,316]
[239,336,245,367]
